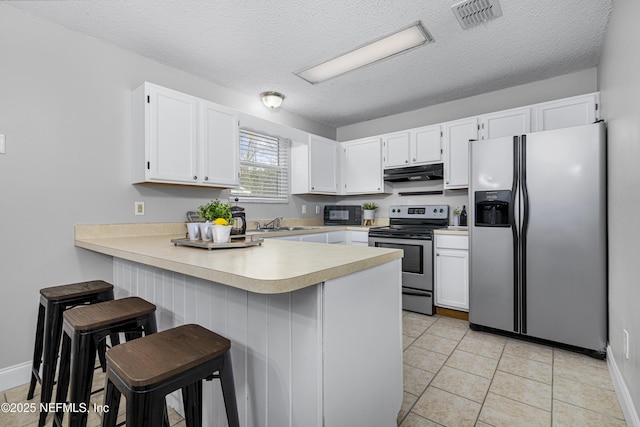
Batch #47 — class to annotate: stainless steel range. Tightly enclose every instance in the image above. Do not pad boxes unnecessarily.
[368,205,449,315]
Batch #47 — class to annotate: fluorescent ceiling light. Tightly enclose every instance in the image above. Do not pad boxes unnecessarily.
[295,22,434,84]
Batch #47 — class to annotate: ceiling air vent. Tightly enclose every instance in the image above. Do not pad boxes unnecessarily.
[451,0,503,30]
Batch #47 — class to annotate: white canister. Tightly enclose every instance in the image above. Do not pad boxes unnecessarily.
[199,222,212,242]
[186,223,200,241]
[212,225,232,243]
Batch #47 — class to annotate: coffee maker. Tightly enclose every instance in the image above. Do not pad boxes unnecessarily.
[230,200,246,239]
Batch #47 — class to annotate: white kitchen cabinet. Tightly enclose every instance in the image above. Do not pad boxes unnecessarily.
[300,233,328,243]
[383,125,441,169]
[291,135,340,195]
[442,118,478,189]
[132,82,239,187]
[347,231,369,246]
[479,107,532,140]
[434,234,469,311]
[342,137,388,194]
[327,231,347,244]
[534,92,599,131]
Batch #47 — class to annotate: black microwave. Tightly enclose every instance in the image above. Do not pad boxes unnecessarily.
[324,205,363,226]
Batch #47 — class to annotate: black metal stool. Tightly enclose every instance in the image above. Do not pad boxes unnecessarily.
[102,323,239,427]
[53,296,158,427]
[28,280,114,427]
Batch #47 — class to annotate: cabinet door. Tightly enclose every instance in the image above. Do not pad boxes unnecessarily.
[200,101,239,187]
[443,118,478,189]
[309,135,338,194]
[435,249,469,311]
[343,138,383,194]
[300,233,328,243]
[480,108,531,140]
[348,231,369,246]
[412,125,441,164]
[147,85,199,183]
[534,93,598,131]
[383,132,410,168]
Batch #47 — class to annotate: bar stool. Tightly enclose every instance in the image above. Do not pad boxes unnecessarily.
[28,281,114,424]
[102,323,239,427]
[53,296,157,427]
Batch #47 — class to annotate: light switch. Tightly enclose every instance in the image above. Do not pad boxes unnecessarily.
[0,134,5,154]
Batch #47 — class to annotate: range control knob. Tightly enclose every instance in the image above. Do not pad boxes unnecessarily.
[439,208,444,213]
[433,208,437,213]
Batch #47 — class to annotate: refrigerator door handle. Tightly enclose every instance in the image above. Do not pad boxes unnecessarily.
[511,136,520,333]
[520,135,529,334]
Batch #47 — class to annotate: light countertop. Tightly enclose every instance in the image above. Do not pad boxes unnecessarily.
[75,223,401,294]
[434,227,469,236]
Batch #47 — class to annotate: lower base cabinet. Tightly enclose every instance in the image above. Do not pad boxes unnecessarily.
[434,234,469,311]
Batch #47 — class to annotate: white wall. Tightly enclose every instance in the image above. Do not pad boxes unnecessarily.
[0,4,332,372]
[599,0,640,421]
[337,68,597,142]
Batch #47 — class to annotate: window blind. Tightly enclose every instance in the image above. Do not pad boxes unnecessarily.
[231,129,289,202]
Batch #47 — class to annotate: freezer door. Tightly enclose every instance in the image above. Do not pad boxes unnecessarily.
[469,137,519,332]
[522,124,607,352]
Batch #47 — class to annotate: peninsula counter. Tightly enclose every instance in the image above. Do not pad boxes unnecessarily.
[75,223,403,427]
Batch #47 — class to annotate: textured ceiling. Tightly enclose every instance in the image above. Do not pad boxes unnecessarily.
[7,1,613,128]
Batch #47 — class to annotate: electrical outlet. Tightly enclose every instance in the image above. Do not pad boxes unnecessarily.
[135,201,145,216]
[0,134,5,154]
[301,205,307,214]
[316,205,321,214]
[624,329,629,360]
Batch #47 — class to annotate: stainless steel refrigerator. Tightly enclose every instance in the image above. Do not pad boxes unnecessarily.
[469,123,607,356]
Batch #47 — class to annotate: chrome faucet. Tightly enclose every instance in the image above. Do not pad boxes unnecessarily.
[262,216,283,230]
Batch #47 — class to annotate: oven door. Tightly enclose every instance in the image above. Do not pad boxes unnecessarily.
[368,236,432,291]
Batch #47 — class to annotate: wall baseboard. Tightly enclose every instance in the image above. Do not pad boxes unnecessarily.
[0,361,32,393]
[607,345,640,427]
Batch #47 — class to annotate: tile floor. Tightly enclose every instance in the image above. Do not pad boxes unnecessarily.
[1,312,627,427]
[399,311,627,427]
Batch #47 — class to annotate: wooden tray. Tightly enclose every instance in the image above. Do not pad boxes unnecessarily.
[171,235,263,250]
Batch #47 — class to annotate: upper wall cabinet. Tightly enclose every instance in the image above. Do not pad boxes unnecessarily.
[383,125,441,169]
[534,93,599,131]
[291,135,340,195]
[132,82,239,187]
[342,137,389,194]
[442,118,478,189]
[479,107,532,140]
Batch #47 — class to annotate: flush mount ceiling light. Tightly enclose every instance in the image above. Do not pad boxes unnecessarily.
[294,22,434,85]
[260,91,285,109]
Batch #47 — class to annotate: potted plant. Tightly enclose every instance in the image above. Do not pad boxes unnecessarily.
[453,206,462,227]
[198,199,234,243]
[362,202,378,222]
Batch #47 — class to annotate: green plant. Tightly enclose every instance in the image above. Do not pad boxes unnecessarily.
[453,207,462,216]
[362,202,378,210]
[198,199,233,224]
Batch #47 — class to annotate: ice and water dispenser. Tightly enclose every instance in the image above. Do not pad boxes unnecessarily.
[475,190,511,227]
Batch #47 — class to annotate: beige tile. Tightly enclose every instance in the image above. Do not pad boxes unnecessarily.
[412,386,481,427]
[430,366,490,403]
[553,349,608,371]
[404,346,448,374]
[445,349,498,379]
[498,352,553,385]
[1,391,6,403]
[400,412,440,427]
[457,332,505,360]
[553,376,624,420]
[4,383,38,403]
[0,405,40,426]
[167,405,184,426]
[489,370,551,411]
[398,391,419,424]
[403,364,435,396]
[403,334,416,350]
[412,333,459,356]
[426,322,468,342]
[435,316,469,330]
[553,353,614,391]
[479,392,551,427]
[404,311,438,328]
[503,339,553,364]
[403,317,430,338]
[552,399,627,427]
[475,421,493,427]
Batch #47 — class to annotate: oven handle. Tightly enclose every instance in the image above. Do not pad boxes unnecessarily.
[402,290,430,297]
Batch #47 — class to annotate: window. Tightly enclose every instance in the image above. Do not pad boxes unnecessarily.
[230,129,289,202]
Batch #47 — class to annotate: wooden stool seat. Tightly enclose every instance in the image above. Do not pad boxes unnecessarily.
[63,297,156,331]
[28,280,114,427]
[107,323,231,387]
[103,324,239,427]
[54,297,157,427]
[40,280,114,301]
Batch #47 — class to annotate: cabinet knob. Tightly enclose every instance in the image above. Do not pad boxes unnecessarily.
[311,186,315,190]
[204,176,209,181]
[405,160,408,163]
[413,158,416,161]
[193,176,198,180]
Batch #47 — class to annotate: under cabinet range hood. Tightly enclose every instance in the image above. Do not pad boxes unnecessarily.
[383,163,444,182]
